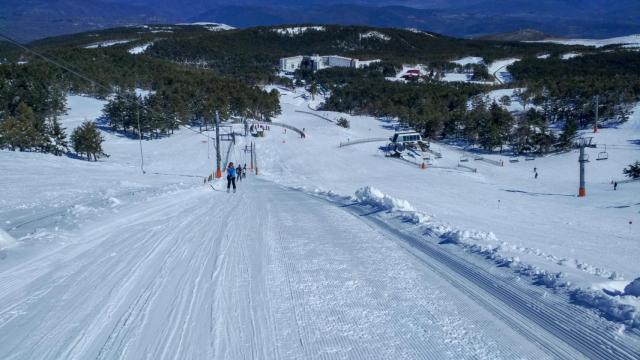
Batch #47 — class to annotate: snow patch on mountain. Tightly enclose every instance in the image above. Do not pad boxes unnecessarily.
[534,34,640,48]
[84,39,133,49]
[359,31,391,41]
[406,28,435,37]
[128,42,153,55]
[274,26,325,36]
[451,56,484,66]
[177,22,235,31]
[562,52,582,60]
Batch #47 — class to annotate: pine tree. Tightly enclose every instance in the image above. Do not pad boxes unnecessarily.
[0,103,41,151]
[558,119,578,149]
[623,161,640,179]
[45,117,68,156]
[71,121,104,161]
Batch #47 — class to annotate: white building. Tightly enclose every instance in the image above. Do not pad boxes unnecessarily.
[279,55,304,72]
[279,54,381,73]
[352,59,382,69]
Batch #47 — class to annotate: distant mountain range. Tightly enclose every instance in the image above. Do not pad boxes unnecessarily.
[1,0,639,42]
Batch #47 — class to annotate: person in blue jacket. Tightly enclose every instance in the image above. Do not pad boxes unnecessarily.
[227,162,237,193]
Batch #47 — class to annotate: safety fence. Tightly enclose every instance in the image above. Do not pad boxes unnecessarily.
[294,110,334,123]
[248,120,306,138]
[339,138,388,147]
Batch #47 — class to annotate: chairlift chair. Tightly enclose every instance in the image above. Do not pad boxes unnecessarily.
[460,155,469,162]
[473,155,483,161]
[525,155,535,161]
[509,157,520,163]
[596,145,609,161]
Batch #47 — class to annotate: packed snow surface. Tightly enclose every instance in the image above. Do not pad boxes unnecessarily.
[442,73,470,82]
[487,58,520,84]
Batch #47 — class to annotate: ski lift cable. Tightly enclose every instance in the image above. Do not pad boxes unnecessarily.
[0,32,217,140]
[0,30,219,177]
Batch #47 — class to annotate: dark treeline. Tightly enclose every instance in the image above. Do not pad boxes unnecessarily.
[102,88,280,139]
[510,51,640,129]
[0,62,68,154]
[145,25,575,84]
[0,43,281,156]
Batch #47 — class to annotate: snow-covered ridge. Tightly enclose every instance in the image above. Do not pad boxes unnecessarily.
[532,34,640,48]
[406,28,435,37]
[84,39,133,49]
[273,26,325,36]
[176,22,235,31]
[359,31,391,42]
[349,185,640,328]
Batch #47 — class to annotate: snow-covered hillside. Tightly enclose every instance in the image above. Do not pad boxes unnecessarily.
[534,34,640,48]
[1,88,639,358]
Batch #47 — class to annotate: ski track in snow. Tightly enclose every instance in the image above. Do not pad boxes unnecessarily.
[1,177,580,360]
[1,176,639,358]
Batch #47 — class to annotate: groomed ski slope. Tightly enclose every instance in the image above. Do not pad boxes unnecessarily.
[1,90,640,358]
[1,179,561,360]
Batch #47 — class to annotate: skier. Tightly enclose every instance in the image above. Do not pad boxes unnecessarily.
[614,181,618,191]
[226,162,237,193]
[535,172,539,179]
[243,163,247,178]
[236,164,243,182]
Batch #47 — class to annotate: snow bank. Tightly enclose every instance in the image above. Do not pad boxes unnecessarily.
[573,289,640,328]
[0,228,17,250]
[625,278,640,296]
[350,186,640,328]
[354,186,415,212]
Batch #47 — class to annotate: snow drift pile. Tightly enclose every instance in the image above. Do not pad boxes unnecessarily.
[0,229,16,250]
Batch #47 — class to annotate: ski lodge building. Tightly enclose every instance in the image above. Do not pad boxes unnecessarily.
[279,55,381,73]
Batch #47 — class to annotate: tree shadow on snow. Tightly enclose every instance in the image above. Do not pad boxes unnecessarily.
[502,189,575,198]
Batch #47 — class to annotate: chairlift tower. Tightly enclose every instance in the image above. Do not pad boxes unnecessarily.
[594,95,599,133]
[215,110,222,178]
[577,137,595,197]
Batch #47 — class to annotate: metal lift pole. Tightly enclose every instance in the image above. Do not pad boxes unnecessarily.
[215,110,222,178]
